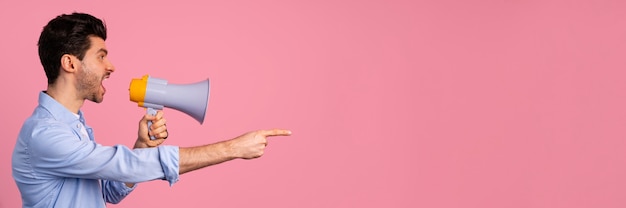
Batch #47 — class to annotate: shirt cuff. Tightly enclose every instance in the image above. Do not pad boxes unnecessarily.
[158,145,180,186]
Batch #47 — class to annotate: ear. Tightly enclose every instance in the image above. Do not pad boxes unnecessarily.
[60,54,79,73]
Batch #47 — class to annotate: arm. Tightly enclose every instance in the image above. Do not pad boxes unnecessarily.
[179,129,292,174]
[133,111,292,175]
[102,111,168,204]
[114,112,291,191]
[30,125,175,182]
[123,111,169,188]
[102,111,170,203]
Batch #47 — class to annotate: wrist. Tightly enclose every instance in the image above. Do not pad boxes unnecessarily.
[133,137,148,149]
[221,140,240,160]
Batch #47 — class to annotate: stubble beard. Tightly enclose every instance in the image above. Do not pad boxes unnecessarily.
[76,62,104,103]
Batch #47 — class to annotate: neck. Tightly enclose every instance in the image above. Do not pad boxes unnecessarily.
[46,81,84,114]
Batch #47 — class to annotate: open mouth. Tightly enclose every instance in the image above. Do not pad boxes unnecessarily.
[102,74,110,94]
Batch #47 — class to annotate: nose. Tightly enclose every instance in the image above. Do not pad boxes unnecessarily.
[106,59,116,72]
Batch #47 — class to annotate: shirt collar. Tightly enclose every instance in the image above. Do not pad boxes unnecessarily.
[38,91,85,124]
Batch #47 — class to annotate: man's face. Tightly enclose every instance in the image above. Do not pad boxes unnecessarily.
[75,36,115,103]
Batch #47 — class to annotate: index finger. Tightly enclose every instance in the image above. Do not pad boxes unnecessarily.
[260,129,292,137]
[154,110,164,120]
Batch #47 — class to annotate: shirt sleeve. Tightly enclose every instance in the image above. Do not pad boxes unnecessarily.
[29,121,180,185]
[102,180,135,204]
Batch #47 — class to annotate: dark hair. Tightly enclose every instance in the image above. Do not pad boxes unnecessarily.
[38,12,107,84]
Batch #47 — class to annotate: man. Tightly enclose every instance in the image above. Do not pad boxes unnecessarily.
[12,12,291,208]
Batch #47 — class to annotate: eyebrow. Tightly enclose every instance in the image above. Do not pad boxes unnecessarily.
[97,48,109,55]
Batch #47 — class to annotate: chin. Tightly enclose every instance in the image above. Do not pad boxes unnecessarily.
[88,98,104,104]
[88,95,104,103]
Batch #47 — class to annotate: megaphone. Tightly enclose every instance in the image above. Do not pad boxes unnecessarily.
[129,75,210,139]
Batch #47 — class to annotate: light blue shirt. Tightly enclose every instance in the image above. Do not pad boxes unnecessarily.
[12,92,180,208]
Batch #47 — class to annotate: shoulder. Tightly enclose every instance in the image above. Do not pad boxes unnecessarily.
[21,113,79,154]
[22,111,73,139]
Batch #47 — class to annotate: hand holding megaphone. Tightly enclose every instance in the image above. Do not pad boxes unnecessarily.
[129,75,210,140]
[135,110,168,148]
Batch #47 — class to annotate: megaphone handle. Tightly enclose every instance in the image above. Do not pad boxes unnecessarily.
[146,107,157,140]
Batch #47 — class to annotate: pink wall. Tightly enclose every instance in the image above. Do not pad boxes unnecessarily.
[2,0,626,207]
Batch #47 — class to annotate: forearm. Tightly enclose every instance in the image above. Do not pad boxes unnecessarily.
[179,140,238,175]
[122,139,148,188]
[178,129,291,175]
[123,135,165,188]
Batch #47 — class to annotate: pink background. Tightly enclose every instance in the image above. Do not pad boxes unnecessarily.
[1,0,626,207]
